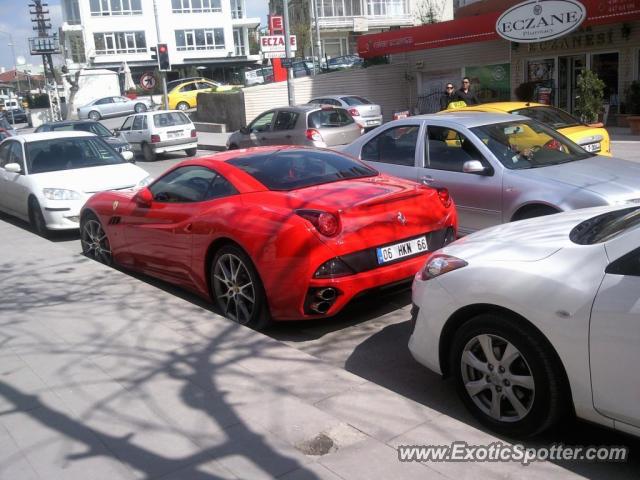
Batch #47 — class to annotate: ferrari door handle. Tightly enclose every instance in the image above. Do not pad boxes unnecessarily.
[420,175,435,185]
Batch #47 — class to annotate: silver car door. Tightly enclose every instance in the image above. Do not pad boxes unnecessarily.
[130,115,145,145]
[246,111,276,147]
[114,97,131,114]
[270,110,299,145]
[0,142,15,214]
[0,141,27,215]
[420,125,502,235]
[359,123,421,182]
[590,240,640,429]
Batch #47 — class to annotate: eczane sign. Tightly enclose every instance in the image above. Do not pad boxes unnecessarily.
[260,35,297,53]
[496,0,586,43]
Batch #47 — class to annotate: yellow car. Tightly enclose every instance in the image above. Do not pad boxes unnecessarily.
[166,79,237,111]
[446,102,611,156]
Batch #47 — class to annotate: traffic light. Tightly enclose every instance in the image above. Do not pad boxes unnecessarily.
[157,43,170,71]
[149,46,157,61]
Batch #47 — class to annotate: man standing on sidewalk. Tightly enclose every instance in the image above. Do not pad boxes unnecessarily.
[456,77,480,105]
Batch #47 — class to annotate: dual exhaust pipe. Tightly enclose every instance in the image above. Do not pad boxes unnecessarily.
[309,288,337,314]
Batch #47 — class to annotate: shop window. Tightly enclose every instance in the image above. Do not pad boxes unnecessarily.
[592,52,619,106]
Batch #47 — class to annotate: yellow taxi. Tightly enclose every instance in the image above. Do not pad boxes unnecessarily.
[447,102,611,156]
[166,78,237,111]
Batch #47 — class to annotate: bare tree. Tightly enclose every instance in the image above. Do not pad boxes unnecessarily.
[415,0,446,24]
[61,65,81,120]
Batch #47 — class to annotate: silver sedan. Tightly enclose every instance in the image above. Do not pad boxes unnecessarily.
[77,96,151,121]
[342,112,640,235]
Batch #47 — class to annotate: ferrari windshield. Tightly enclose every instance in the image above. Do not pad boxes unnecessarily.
[471,120,592,170]
[27,137,125,174]
[228,149,377,191]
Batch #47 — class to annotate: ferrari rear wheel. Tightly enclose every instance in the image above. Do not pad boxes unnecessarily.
[211,245,270,329]
[80,212,112,266]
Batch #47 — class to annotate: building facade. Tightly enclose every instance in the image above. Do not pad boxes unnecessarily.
[60,0,260,81]
[273,0,453,59]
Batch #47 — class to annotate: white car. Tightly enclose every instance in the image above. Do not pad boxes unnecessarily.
[116,110,198,162]
[410,205,640,438]
[0,132,150,235]
[308,95,383,129]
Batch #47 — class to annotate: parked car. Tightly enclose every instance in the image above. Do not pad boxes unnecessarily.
[78,96,150,121]
[342,112,640,236]
[167,78,237,111]
[116,110,198,161]
[5,108,28,124]
[323,55,363,71]
[227,105,362,150]
[410,204,640,438]
[244,67,274,86]
[447,102,611,156]
[309,95,383,129]
[35,120,132,154]
[80,147,457,328]
[0,132,148,236]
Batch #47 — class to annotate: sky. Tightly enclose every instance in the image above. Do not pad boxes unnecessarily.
[0,0,269,72]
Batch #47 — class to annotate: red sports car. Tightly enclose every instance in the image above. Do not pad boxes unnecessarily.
[81,147,457,328]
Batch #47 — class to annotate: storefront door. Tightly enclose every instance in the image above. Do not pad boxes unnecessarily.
[558,55,586,114]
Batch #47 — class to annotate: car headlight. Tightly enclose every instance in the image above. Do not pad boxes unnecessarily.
[137,175,153,188]
[43,188,81,200]
[120,144,132,151]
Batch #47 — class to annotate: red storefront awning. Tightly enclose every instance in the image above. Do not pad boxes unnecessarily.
[357,0,640,58]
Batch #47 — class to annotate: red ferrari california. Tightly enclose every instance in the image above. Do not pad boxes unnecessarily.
[80,147,457,328]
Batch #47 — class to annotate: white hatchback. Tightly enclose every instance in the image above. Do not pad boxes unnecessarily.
[410,205,640,438]
[116,110,198,162]
[0,131,150,235]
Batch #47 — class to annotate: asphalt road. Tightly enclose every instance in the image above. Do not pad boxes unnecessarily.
[7,115,640,477]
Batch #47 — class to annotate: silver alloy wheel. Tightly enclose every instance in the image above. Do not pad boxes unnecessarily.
[89,110,100,121]
[460,334,535,423]
[212,253,256,325]
[177,102,189,111]
[81,219,112,264]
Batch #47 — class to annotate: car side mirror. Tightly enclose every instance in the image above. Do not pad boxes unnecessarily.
[121,150,134,162]
[239,126,249,135]
[462,160,487,174]
[134,187,153,207]
[4,162,21,173]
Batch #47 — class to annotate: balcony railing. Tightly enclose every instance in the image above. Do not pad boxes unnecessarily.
[318,14,413,28]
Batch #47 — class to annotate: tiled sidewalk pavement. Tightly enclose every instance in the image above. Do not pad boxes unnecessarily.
[0,218,590,479]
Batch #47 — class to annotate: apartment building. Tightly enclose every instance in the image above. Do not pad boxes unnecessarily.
[272,0,453,59]
[60,0,260,76]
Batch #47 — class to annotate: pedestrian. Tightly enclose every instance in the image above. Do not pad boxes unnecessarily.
[456,77,480,105]
[439,83,457,110]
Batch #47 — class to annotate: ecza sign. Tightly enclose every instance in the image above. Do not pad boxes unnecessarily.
[496,0,586,43]
[260,35,297,53]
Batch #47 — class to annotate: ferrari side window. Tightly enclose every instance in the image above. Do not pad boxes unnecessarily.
[150,166,229,203]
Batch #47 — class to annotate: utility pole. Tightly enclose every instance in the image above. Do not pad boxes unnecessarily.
[152,0,169,110]
[312,0,322,69]
[283,0,295,106]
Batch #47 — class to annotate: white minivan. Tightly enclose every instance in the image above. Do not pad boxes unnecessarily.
[116,110,198,161]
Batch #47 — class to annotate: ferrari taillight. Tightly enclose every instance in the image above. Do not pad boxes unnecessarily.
[296,209,341,237]
[437,188,452,208]
[305,128,323,142]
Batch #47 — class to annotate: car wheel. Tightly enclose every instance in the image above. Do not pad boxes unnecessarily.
[28,197,49,238]
[450,313,567,437]
[176,101,190,111]
[80,212,112,266]
[141,143,156,162]
[513,205,559,221]
[211,245,271,330]
[185,147,197,157]
[88,110,101,121]
[134,103,147,113]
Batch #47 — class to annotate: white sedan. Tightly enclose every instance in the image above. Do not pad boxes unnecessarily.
[410,205,640,438]
[0,132,150,236]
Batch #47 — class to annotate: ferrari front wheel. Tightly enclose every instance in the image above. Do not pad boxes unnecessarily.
[211,245,270,330]
[80,212,112,266]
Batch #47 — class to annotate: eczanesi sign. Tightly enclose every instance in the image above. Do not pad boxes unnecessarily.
[496,0,586,43]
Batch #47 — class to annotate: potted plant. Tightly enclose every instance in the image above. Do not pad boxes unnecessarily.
[125,88,138,100]
[625,81,640,134]
[575,69,605,125]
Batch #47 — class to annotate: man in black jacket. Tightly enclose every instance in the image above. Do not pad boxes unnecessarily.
[439,83,457,110]
[456,77,480,105]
